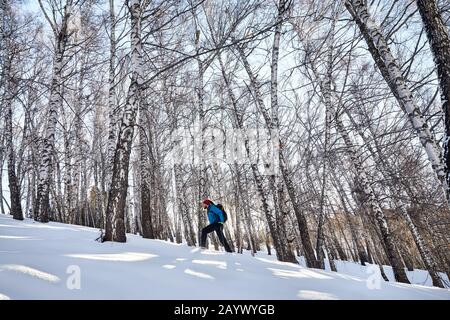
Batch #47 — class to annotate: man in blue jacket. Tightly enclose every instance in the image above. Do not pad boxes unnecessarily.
[200,199,232,252]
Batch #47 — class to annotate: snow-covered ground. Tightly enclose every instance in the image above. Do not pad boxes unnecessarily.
[0,214,449,300]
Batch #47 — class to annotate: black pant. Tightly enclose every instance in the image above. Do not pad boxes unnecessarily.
[201,222,233,252]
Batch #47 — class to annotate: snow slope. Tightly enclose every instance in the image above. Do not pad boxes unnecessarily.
[0,214,449,300]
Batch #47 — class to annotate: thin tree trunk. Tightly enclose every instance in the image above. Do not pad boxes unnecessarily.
[174,165,197,246]
[34,2,72,223]
[233,164,244,254]
[104,0,143,242]
[139,105,155,239]
[324,236,338,272]
[269,0,298,264]
[192,23,209,246]
[416,0,450,203]
[104,0,117,242]
[3,53,23,220]
[315,6,339,270]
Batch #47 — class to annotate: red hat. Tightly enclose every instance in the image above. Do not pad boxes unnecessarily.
[202,199,213,206]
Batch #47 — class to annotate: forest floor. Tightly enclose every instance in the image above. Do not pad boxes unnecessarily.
[0,214,449,300]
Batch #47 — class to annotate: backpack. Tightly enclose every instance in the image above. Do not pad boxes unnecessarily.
[216,203,228,223]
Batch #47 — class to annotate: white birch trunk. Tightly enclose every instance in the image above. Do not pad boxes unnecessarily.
[416,0,450,207]
[3,52,23,220]
[35,2,72,222]
[104,0,118,239]
[104,0,143,242]
[106,0,118,185]
[345,0,448,202]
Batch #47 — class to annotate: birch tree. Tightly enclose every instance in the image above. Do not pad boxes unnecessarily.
[415,0,450,205]
[104,0,144,242]
[34,0,73,222]
[1,1,23,220]
[103,0,118,242]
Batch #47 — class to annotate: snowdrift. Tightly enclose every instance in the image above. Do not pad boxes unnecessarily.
[0,214,449,300]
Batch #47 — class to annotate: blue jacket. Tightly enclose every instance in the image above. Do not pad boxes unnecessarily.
[207,204,225,224]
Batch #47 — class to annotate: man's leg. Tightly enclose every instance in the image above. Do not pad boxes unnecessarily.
[200,224,216,248]
[215,224,233,253]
